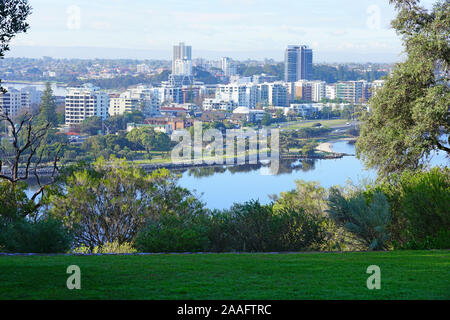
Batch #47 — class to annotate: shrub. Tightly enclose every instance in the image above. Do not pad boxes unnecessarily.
[0,217,73,253]
[73,241,137,254]
[327,188,391,250]
[135,214,210,253]
[401,230,450,250]
[219,201,327,252]
[379,167,450,249]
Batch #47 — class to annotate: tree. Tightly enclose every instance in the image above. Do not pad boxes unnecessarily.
[0,113,61,214]
[357,0,450,178]
[36,82,58,127]
[79,116,102,135]
[126,127,171,155]
[46,157,205,249]
[0,0,31,92]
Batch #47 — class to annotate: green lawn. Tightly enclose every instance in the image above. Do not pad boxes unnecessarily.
[0,250,448,300]
[274,119,350,131]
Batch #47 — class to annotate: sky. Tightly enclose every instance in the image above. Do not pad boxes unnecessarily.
[8,0,438,62]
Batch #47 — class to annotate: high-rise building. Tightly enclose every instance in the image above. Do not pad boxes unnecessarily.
[65,84,109,126]
[284,45,313,82]
[172,42,193,76]
[221,57,237,77]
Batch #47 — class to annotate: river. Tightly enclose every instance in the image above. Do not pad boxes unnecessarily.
[176,141,448,209]
[24,141,448,210]
[2,81,68,96]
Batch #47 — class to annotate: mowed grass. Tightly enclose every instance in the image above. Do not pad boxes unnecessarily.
[277,119,350,131]
[0,250,448,300]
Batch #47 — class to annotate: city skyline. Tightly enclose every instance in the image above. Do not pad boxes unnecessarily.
[7,0,438,62]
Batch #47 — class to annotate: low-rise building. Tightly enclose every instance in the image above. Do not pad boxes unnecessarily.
[203,99,238,112]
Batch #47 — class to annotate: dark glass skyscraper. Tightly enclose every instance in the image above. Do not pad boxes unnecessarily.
[284,45,313,82]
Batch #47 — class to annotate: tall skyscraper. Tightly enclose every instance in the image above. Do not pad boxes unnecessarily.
[172,42,192,76]
[284,45,313,82]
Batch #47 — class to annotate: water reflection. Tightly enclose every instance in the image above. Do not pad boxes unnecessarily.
[175,158,318,179]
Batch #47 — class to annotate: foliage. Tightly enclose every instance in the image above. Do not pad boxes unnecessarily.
[375,167,450,249]
[126,127,171,155]
[312,64,388,83]
[327,187,391,250]
[272,180,349,251]
[79,116,103,135]
[0,0,31,92]
[72,241,137,254]
[105,111,145,133]
[136,214,210,253]
[0,180,36,220]
[0,113,61,209]
[357,0,450,177]
[46,157,204,249]
[0,217,73,253]
[214,201,328,252]
[36,82,58,127]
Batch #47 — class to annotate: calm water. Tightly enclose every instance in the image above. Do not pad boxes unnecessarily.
[176,141,374,209]
[3,81,67,96]
[25,141,448,210]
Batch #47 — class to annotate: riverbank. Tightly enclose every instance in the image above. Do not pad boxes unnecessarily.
[316,142,333,153]
[316,138,357,154]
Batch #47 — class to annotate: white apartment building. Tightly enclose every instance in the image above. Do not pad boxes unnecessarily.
[311,81,326,102]
[216,82,289,109]
[265,82,289,107]
[203,98,238,112]
[65,84,109,125]
[326,84,337,100]
[216,83,259,109]
[0,87,32,118]
[109,94,140,117]
[125,86,160,116]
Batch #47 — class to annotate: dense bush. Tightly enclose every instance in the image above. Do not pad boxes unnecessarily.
[134,201,327,253]
[0,218,73,253]
[136,214,210,253]
[377,167,450,249]
[327,188,391,250]
[209,201,327,252]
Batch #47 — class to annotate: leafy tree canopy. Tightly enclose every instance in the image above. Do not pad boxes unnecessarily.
[357,0,450,178]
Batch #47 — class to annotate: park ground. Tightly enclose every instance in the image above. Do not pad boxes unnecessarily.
[0,250,448,300]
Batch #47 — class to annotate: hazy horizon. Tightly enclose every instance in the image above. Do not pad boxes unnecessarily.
[7,0,438,63]
[6,45,404,64]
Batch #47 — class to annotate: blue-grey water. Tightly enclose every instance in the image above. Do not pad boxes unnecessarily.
[178,141,375,209]
[3,81,67,96]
